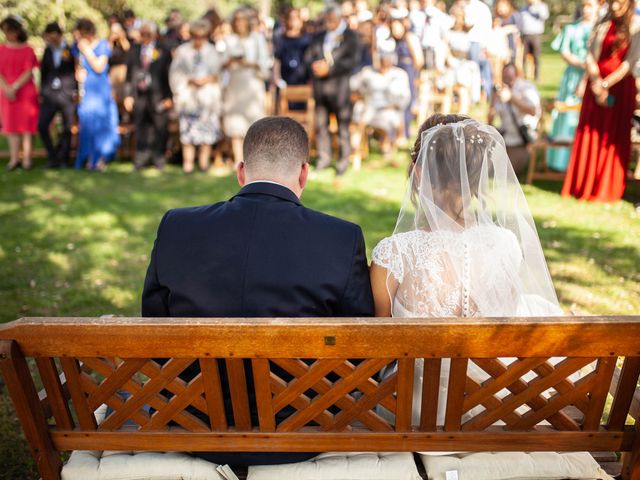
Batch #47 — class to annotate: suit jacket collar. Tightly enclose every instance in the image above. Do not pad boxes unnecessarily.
[233,181,302,206]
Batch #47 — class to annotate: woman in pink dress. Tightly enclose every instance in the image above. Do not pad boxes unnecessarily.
[0,16,40,170]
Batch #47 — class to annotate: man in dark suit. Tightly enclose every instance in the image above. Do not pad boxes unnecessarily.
[38,22,77,168]
[124,21,172,170]
[304,5,359,175]
[141,116,374,466]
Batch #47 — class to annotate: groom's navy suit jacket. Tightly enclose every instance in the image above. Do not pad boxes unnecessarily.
[141,181,374,465]
[141,181,374,318]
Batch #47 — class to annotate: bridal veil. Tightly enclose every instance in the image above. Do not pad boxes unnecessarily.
[385,119,561,317]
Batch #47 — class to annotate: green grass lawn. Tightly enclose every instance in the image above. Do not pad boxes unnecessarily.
[1,48,640,479]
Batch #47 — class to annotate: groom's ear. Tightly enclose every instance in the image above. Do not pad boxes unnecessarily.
[236,161,247,187]
[299,162,309,191]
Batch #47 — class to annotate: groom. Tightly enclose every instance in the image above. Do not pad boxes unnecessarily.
[141,116,374,465]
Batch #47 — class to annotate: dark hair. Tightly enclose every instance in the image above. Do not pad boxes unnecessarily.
[203,8,222,32]
[44,22,63,35]
[123,9,136,19]
[243,116,309,175]
[410,114,489,205]
[1,16,28,43]
[607,0,635,52]
[75,18,96,36]
[410,113,469,164]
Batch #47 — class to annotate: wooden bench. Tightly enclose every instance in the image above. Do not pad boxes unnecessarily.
[1,316,639,480]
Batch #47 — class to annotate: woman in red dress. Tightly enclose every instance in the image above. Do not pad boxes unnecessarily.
[561,0,640,202]
[0,15,40,170]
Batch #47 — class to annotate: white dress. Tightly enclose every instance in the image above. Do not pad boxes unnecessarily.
[350,66,411,133]
[221,32,271,138]
[371,226,564,427]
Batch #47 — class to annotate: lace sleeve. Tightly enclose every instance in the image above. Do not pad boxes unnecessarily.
[371,236,404,283]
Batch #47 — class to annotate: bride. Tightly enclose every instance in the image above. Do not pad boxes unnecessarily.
[370,114,563,425]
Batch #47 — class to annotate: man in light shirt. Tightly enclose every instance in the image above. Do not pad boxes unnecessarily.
[518,0,549,79]
[488,63,541,174]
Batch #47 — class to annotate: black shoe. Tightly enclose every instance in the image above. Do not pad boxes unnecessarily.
[45,161,61,169]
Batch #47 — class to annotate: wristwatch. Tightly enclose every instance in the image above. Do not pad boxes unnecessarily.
[601,79,609,89]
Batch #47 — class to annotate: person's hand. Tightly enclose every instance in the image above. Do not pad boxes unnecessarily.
[312,60,330,78]
[590,77,603,97]
[4,84,16,101]
[595,88,609,106]
[161,98,173,110]
[189,77,208,87]
[498,86,512,103]
[77,38,91,55]
[123,96,135,112]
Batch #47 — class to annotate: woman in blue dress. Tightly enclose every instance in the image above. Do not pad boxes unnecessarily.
[73,18,120,171]
[546,0,597,171]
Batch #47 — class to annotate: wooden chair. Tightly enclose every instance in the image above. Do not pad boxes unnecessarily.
[417,70,453,127]
[526,100,582,185]
[279,85,315,144]
[1,316,639,480]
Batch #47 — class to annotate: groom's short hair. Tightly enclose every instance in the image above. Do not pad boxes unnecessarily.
[243,117,309,177]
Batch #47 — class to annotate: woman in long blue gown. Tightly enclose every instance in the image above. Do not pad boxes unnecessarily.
[73,19,120,171]
[546,0,597,171]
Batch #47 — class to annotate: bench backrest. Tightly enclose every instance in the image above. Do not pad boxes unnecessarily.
[1,317,639,480]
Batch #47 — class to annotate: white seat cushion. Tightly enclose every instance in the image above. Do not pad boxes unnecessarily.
[419,451,614,480]
[61,449,228,480]
[247,452,422,480]
[61,404,229,480]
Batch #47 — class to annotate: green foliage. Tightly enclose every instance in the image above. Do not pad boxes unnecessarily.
[0,0,106,39]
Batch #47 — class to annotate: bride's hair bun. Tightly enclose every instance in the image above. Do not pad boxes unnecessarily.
[410,114,497,200]
[409,113,469,165]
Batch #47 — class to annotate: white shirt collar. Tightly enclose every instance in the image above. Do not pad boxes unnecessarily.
[245,180,298,196]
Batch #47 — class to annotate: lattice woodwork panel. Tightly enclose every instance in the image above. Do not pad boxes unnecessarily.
[256,358,401,432]
[62,357,213,432]
[439,357,619,432]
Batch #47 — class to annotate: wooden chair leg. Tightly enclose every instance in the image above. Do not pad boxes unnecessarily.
[526,145,537,184]
[0,341,62,480]
[621,424,640,480]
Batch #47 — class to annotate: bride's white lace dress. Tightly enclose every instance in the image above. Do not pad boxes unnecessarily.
[371,225,563,426]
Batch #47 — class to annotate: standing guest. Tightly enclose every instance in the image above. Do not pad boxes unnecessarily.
[420,0,454,71]
[495,0,522,64]
[169,20,222,173]
[547,0,598,172]
[274,8,312,112]
[39,22,77,169]
[488,62,541,174]
[389,17,423,141]
[304,4,359,175]
[0,15,39,171]
[108,22,131,113]
[274,8,311,89]
[223,8,271,167]
[73,18,120,171]
[464,0,494,98]
[444,4,482,108]
[162,9,184,49]
[562,0,640,202]
[122,9,140,43]
[518,0,550,80]
[124,21,172,170]
[354,19,375,73]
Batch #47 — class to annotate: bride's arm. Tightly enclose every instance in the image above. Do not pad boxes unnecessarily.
[370,263,398,317]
